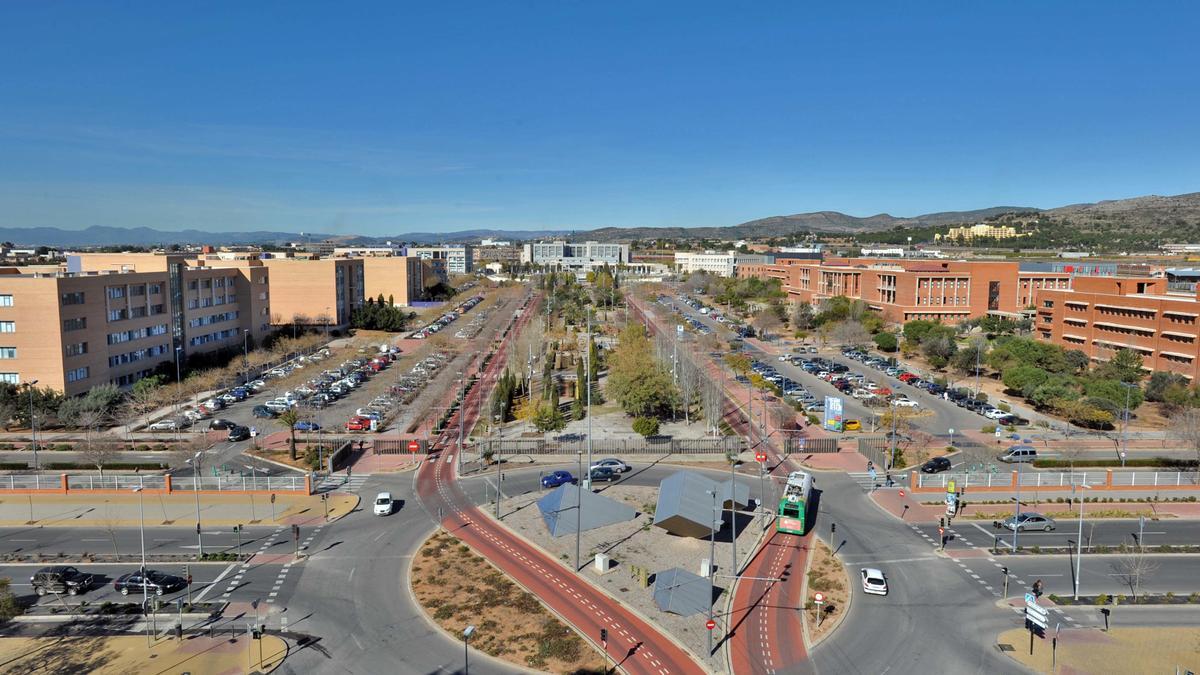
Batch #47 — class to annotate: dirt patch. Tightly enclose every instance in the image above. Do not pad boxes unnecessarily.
[998,626,1200,673]
[410,530,606,674]
[802,538,850,643]
[0,634,286,674]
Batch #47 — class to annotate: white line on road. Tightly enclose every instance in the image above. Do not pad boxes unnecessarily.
[846,556,938,566]
[348,567,356,582]
[192,562,236,604]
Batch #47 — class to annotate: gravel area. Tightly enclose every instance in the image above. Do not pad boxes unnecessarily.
[491,483,767,672]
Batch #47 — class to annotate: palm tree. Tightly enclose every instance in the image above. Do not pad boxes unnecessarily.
[275,408,301,460]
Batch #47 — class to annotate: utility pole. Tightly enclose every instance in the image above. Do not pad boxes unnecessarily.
[1013,461,1022,552]
[27,381,39,471]
[574,450,582,573]
[707,489,718,657]
[457,371,465,473]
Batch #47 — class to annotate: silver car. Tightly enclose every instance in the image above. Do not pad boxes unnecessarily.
[995,512,1056,532]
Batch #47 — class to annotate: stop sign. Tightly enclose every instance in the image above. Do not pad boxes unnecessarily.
[755,451,767,463]
[899,490,905,497]
[705,619,716,630]
[813,592,824,603]
[408,440,420,452]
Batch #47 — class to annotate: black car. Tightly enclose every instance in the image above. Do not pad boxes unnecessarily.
[113,569,186,596]
[31,566,95,596]
[921,457,952,474]
[209,418,236,430]
[228,425,251,442]
[252,405,276,418]
[589,466,619,482]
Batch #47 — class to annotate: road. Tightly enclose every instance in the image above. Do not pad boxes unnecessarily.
[0,524,287,558]
[928,518,1200,552]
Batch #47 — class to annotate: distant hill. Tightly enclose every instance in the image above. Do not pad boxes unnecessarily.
[0,225,570,248]
[1044,192,1200,231]
[577,206,1033,242]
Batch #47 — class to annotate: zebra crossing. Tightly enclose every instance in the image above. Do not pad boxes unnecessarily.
[316,473,372,493]
[846,471,906,491]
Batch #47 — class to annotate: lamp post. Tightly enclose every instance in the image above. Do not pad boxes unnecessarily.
[706,489,719,657]
[27,380,39,471]
[1072,481,1091,601]
[132,486,149,645]
[1119,382,1134,468]
[462,625,475,674]
[575,449,582,573]
[457,371,465,473]
[243,465,259,522]
[186,452,204,557]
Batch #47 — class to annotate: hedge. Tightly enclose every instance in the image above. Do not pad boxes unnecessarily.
[41,462,169,471]
[0,462,29,470]
[1033,457,1198,470]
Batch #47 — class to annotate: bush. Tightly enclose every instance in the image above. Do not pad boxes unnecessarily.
[1094,594,1110,605]
[631,416,660,437]
[981,424,997,433]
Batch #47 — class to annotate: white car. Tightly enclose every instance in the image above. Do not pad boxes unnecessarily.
[892,398,920,408]
[590,458,631,473]
[861,568,888,596]
[148,419,179,431]
[984,408,1009,420]
[373,492,394,516]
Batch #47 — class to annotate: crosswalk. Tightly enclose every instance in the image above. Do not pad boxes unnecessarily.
[316,473,372,493]
[846,471,908,491]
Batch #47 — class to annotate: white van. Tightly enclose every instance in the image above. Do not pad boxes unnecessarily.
[999,446,1037,463]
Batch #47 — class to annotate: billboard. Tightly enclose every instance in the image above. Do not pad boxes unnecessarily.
[823,395,844,432]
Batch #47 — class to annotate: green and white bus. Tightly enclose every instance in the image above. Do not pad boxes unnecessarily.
[777,470,814,535]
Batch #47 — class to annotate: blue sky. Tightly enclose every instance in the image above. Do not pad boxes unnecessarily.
[1,2,1198,236]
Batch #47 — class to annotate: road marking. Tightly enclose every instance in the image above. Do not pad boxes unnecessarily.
[193,562,236,603]
[846,556,937,566]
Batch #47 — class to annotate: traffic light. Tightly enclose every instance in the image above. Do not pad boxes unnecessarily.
[830,522,836,534]
[939,517,945,528]
[600,628,608,643]
[1002,566,1009,576]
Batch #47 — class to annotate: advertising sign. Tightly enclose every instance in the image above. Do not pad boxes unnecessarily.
[823,396,844,432]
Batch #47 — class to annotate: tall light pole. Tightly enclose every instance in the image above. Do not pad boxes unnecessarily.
[1012,460,1023,552]
[132,486,149,645]
[1119,382,1133,468]
[27,380,39,471]
[462,625,475,675]
[585,309,594,486]
[706,489,719,657]
[243,464,259,522]
[1072,481,1091,600]
[186,451,204,557]
[574,450,583,573]
[457,371,465,473]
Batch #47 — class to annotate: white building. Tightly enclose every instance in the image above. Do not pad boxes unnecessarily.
[332,244,403,257]
[407,244,474,277]
[674,251,772,277]
[480,238,512,247]
[521,241,629,272]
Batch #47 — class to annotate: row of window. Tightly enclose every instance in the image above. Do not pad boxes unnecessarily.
[64,317,86,332]
[188,328,238,347]
[108,344,168,367]
[112,368,155,388]
[0,373,17,384]
[61,292,86,305]
[0,347,14,359]
[107,324,169,345]
[0,294,12,307]
[188,310,239,328]
[66,366,89,383]
[0,322,13,333]
[65,342,87,357]
[187,294,234,309]
[187,276,237,291]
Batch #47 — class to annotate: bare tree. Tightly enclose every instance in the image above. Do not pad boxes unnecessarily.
[752,311,784,341]
[1170,408,1200,468]
[828,320,871,347]
[76,408,115,477]
[1112,543,1160,603]
[701,377,725,436]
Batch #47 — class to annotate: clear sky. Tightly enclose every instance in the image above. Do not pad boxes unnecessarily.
[1,2,1198,236]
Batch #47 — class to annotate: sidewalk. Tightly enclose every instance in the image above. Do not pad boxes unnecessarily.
[869,487,945,521]
[0,492,358,528]
[0,633,286,674]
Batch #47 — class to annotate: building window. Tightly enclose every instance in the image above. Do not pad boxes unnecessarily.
[0,295,12,307]
[66,367,90,383]
[188,280,198,291]
[63,317,86,331]
[107,309,128,322]
[61,292,86,305]
[0,321,13,333]
[0,347,14,359]
[106,286,126,300]
[149,283,162,295]
[1042,300,1053,309]
[0,373,18,384]
[65,342,87,357]
[150,304,165,315]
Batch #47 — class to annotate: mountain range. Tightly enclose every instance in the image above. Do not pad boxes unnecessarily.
[1,192,1197,247]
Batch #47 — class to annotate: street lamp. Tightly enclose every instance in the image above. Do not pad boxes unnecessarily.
[706,489,720,657]
[27,380,39,471]
[462,625,476,674]
[132,486,149,645]
[243,464,260,522]
[186,451,204,557]
[1072,481,1092,601]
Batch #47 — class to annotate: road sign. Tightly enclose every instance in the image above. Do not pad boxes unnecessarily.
[705,619,716,630]
[899,489,905,497]
[994,426,1003,438]
[755,451,767,462]
[1025,597,1048,630]
[408,440,420,452]
[947,480,956,493]
[1025,592,1036,605]
[813,592,825,603]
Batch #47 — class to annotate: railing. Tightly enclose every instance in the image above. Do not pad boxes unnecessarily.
[66,475,168,491]
[0,473,310,493]
[171,475,309,492]
[916,470,1200,490]
[474,436,746,456]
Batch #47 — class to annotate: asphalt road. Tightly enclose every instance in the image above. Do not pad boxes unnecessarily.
[0,524,288,557]
[929,518,1200,551]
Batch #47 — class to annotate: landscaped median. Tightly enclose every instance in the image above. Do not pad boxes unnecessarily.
[0,633,287,674]
[997,626,1199,674]
[409,530,606,673]
[801,538,851,645]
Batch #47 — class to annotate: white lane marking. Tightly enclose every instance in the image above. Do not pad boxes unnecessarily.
[193,562,236,604]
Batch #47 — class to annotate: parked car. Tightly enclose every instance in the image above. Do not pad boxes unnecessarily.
[588,466,619,483]
[999,445,1037,463]
[148,419,179,431]
[373,492,395,516]
[843,419,862,431]
[920,457,952,474]
[208,418,236,430]
[345,416,372,432]
[113,569,186,596]
[995,512,1056,532]
[252,405,276,419]
[31,566,95,596]
[293,421,321,431]
[227,425,251,442]
[860,568,888,596]
[892,397,919,408]
[591,458,631,473]
[541,470,576,488]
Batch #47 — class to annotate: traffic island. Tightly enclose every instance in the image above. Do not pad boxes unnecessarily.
[410,530,607,673]
[0,633,287,673]
[996,626,1199,674]
[800,538,850,646]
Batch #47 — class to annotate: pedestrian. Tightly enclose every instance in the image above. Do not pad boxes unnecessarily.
[1033,579,1044,597]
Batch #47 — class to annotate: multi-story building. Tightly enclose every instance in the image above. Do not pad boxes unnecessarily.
[521,241,629,272]
[1036,276,1200,379]
[674,250,773,278]
[0,253,271,395]
[262,256,364,328]
[407,245,473,278]
[360,256,426,306]
[737,257,1071,323]
[936,223,1025,243]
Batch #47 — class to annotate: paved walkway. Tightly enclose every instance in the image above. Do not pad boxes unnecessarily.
[0,633,287,674]
[0,492,357,528]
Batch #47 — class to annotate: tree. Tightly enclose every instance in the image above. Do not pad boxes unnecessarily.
[752,310,783,341]
[952,338,987,376]
[827,320,870,347]
[605,323,679,418]
[1112,544,1160,603]
[530,401,566,433]
[1096,348,1146,384]
[632,416,660,437]
[920,334,957,369]
[1170,408,1200,466]
[791,301,815,332]
[0,578,19,621]
[275,408,301,460]
[1002,366,1049,397]
[872,332,898,353]
[1084,379,1143,411]
[76,408,114,476]
[1145,371,1190,402]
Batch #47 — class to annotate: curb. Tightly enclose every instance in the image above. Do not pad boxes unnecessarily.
[244,453,308,475]
[804,534,853,651]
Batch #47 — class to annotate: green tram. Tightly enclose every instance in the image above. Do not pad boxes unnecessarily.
[777,470,814,535]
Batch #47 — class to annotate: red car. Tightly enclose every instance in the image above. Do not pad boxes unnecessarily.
[345,416,372,432]
[871,386,892,396]
[898,372,918,382]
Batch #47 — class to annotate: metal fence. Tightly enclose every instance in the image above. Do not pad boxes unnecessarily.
[373,438,428,455]
[916,470,1200,490]
[788,437,839,454]
[0,474,310,492]
[474,436,746,456]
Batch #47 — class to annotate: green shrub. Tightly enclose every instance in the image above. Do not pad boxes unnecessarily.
[631,416,660,437]
[981,424,997,433]
[1094,594,1109,605]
